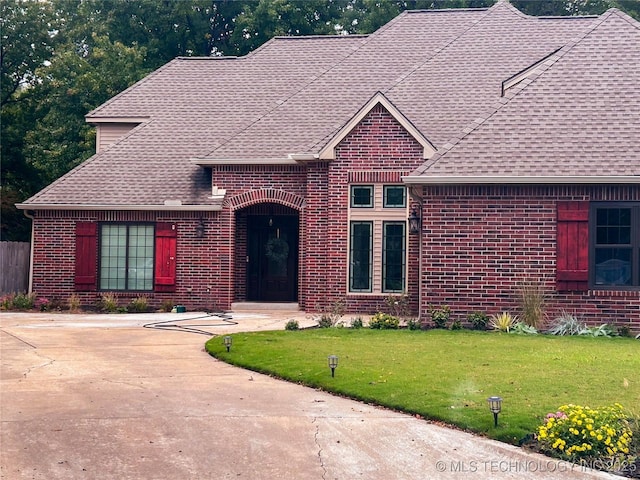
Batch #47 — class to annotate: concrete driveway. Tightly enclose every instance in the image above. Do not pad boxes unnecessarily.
[0,311,613,479]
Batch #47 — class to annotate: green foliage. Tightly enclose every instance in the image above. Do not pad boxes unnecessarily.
[316,298,345,328]
[581,324,616,338]
[0,294,15,310]
[11,292,35,310]
[511,322,538,335]
[429,305,450,329]
[406,318,421,331]
[99,292,119,313]
[450,319,463,331]
[517,280,547,329]
[536,404,634,467]
[127,296,149,313]
[490,312,516,333]
[384,293,411,319]
[467,312,490,331]
[285,319,299,331]
[368,312,400,330]
[350,317,364,329]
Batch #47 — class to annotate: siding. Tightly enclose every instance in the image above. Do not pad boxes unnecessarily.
[96,123,139,153]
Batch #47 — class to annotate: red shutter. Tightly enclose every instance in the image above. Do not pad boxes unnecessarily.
[155,223,177,292]
[556,201,589,291]
[75,222,97,291]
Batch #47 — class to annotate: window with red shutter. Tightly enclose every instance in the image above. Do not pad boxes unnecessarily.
[75,222,97,291]
[154,223,177,292]
[556,201,589,292]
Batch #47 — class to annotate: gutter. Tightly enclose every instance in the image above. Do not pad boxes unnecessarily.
[402,175,640,185]
[15,204,224,212]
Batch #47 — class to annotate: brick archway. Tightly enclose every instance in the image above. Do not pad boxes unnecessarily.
[227,189,306,212]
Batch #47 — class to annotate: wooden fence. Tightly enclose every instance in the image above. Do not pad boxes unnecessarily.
[0,242,30,294]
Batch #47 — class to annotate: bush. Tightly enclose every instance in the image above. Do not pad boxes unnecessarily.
[99,292,119,313]
[369,312,399,330]
[127,296,149,313]
[317,315,334,328]
[67,293,81,312]
[406,318,421,330]
[159,299,174,313]
[316,299,346,328]
[536,404,634,467]
[548,311,586,336]
[518,280,547,329]
[490,312,516,333]
[285,319,299,331]
[511,322,538,335]
[429,305,450,329]
[350,317,364,329]
[0,294,16,310]
[385,294,411,319]
[34,297,50,311]
[468,312,489,331]
[450,319,463,330]
[12,293,35,310]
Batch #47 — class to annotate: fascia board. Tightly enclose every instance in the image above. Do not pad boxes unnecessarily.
[402,175,640,184]
[16,203,223,212]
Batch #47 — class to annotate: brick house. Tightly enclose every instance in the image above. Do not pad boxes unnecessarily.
[18,2,640,330]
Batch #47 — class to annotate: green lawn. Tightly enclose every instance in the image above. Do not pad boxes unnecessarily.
[205,329,640,444]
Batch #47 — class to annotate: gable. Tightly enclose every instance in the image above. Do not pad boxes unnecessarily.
[319,93,435,161]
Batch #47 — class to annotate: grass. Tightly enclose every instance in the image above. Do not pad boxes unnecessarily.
[205,329,640,445]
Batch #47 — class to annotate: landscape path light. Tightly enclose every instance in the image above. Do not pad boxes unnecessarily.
[223,336,232,352]
[328,355,338,377]
[487,396,503,427]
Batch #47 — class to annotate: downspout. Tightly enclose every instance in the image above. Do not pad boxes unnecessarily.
[22,210,35,294]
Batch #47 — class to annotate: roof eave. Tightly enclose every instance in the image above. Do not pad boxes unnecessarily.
[193,157,299,166]
[16,203,223,212]
[402,175,640,185]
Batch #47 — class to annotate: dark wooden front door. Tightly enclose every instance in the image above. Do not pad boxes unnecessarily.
[247,215,298,301]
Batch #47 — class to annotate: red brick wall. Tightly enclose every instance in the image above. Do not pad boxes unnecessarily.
[420,185,640,332]
[303,104,425,314]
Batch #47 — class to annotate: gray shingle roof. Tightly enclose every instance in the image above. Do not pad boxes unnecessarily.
[409,8,640,181]
[25,0,637,208]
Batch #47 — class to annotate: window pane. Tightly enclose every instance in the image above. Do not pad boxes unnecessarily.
[100,225,126,290]
[596,208,631,245]
[127,225,154,290]
[351,186,373,208]
[383,186,406,208]
[350,222,372,291]
[383,222,405,292]
[595,248,632,286]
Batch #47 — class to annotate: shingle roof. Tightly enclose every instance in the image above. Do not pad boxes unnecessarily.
[24,0,631,209]
[408,8,640,181]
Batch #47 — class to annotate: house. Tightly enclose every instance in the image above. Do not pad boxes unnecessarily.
[18,1,640,331]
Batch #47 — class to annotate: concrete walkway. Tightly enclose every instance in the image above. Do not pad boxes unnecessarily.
[0,311,614,479]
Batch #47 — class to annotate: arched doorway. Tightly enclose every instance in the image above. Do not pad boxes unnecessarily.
[241,203,299,302]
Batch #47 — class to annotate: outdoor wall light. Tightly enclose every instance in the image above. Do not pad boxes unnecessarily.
[408,207,421,234]
[328,355,338,377]
[487,396,503,427]
[195,218,205,238]
[223,336,232,352]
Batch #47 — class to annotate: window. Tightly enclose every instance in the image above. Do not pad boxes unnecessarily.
[592,204,639,287]
[99,224,154,290]
[383,186,406,208]
[383,222,405,292]
[349,222,372,292]
[351,185,373,208]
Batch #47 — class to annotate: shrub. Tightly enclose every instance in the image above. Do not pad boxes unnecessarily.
[99,292,119,313]
[580,324,616,338]
[536,404,634,467]
[467,312,489,331]
[317,315,334,328]
[385,294,411,319]
[160,299,174,313]
[67,293,81,312]
[511,322,538,335]
[12,293,35,310]
[34,297,50,311]
[316,299,346,328]
[450,319,463,331]
[127,296,149,313]
[369,312,399,330]
[350,317,364,329]
[548,311,586,336]
[490,312,516,333]
[0,294,15,310]
[285,319,299,331]
[518,280,547,329]
[429,305,450,329]
[406,318,421,330]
